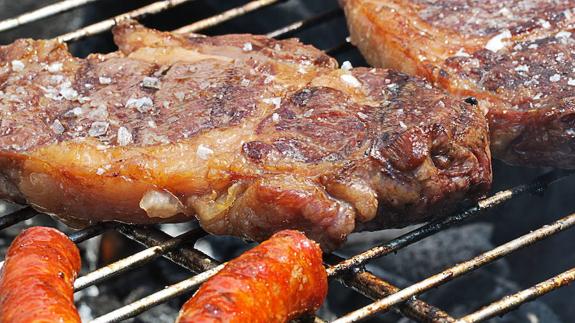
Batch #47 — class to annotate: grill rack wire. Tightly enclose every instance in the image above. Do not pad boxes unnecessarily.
[0,1,574,322]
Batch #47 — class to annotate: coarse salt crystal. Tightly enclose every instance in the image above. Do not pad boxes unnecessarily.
[88,121,109,137]
[51,119,65,134]
[98,76,112,85]
[515,65,529,72]
[142,76,160,89]
[60,86,78,100]
[272,113,280,123]
[556,31,572,39]
[568,78,575,86]
[485,30,512,52]
[117,126,132,146]
[549,74,561,82]
[11,60,25,72]
[263,97,282,109]
[341,61,353,71]
[47,63,63,73]
[196,144,213,160]
[399,121,407,129]
[126,97,154,113]
[241,79,251,87]
[264,75,275,84]
[498,7,512,17]
[64,107,83,118]
[96,168,105,175]
[340,74,361,88]
[242,42,253,51]
[539,19,551,29]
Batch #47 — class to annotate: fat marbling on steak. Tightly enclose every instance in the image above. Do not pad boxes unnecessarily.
[0,21,491,249]
[342,0,575,168]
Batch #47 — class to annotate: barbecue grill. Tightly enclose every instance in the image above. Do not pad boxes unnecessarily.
[1,1,575,322]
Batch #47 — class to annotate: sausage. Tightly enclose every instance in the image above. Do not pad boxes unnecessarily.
[177,230,327,323]
[0,226,81,323]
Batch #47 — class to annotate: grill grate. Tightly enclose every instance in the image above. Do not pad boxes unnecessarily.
[1,1,575,322]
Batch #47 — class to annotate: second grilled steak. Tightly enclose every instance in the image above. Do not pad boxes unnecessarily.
[343,0,575,168]
[0,22,491,249]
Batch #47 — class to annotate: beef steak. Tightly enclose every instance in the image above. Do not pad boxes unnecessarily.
[0,22,491,249]
[342,0,575,168]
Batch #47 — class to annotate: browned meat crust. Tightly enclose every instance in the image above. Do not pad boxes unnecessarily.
[342,0,575,168]
[0,21,491,249]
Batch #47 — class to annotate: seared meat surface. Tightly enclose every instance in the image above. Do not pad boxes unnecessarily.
[0,22,491,249]
[343,0,575,168]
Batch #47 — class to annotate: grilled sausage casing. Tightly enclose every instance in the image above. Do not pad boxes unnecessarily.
[177,230,327,323]
[0,226,81,323]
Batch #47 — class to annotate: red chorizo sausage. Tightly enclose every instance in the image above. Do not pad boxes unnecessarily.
[177,230,327,323]
[0,226,81,323]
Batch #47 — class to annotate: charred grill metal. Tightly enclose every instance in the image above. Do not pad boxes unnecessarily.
[0,1,574,322]
[0,0,103,32]
[0,207,36,230]
[56,0,199,42]
[456,267,575,323]
[334,211,575,322]
[173,0,286,34]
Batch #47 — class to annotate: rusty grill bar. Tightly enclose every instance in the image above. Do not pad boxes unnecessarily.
[0,1,574,322]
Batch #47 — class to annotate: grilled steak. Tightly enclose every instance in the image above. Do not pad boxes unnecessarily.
[342,0,575,168]
[0,21,491,249]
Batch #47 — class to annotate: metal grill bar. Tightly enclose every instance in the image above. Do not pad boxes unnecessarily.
[266,7,343,39]
[86,226,224,323]
[0,0,103,33]
[456,267,575,323]
[0,206,36,230]
[91,263,225,323]
[333,211,575,323]
[116,224,217,273]
[174,0,285,34]
[74,227,205,291]
[57,0,198,42]
[328,170,571,276]
[329,254,455,322]
[69,222,111,243]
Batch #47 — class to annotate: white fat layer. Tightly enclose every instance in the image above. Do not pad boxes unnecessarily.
[140,190,183,219]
